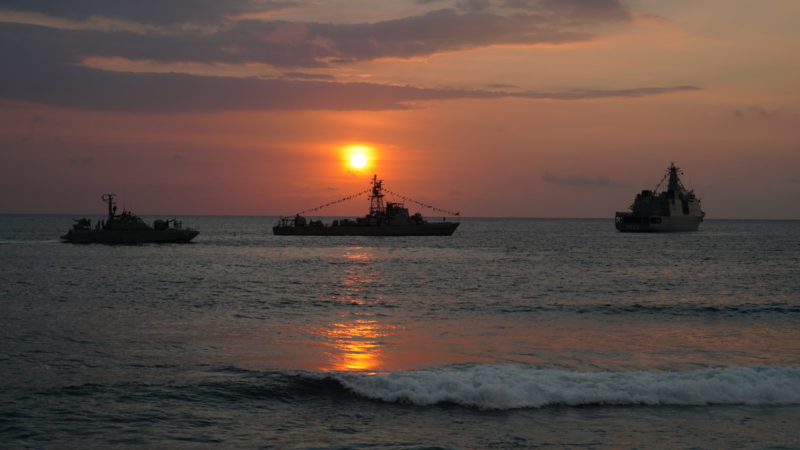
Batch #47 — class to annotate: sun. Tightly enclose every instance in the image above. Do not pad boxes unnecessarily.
[350,153,367,169]
[342,144,373,171]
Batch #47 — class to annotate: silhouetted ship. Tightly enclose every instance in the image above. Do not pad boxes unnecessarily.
[274,175,459,236]
[615,163,705,232]
[61,194,199,244]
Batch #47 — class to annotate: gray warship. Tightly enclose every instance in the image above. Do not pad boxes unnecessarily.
[615,163,705,232]
[61,194,199,244]
[273,175,459,236]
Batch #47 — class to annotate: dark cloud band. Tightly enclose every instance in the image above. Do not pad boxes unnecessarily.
[1,2,629,67]
[0,2,699,113]
[0,0,295,25]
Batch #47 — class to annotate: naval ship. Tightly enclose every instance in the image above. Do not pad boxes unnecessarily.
[273,175,459,236]
[615,163,705,232]
[61,194,199,244]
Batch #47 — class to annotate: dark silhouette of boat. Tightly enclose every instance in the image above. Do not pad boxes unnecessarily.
[61,194,199,244]
[615,163,705,232]
[273,175,459,236]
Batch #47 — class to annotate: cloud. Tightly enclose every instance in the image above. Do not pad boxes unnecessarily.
[0,5,699,113]
[542,172,628,188]
[0,0,295,26]
[734,105,778,119]
[0,57,492,112]
[487,83,518,89]
[1,3,629,68]
[0,50,700,112]
[2,0,629,27]
[521,86,699,100]
[504,0,629,20]
[305,8,618,64]
[281,72,336,81]
[456,0,492,12]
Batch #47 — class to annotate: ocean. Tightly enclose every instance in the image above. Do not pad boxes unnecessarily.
[1,216,799,448]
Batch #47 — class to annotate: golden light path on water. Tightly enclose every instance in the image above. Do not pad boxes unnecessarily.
[195,242,800,374]
[318,320,389,372]
[317,247,385,372]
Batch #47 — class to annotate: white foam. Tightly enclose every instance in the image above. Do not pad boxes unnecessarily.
[331,365,800,409]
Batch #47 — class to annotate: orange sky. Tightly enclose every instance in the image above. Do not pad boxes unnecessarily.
[1,0,798,218]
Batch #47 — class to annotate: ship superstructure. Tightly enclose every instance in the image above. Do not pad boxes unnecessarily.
[273,175,459,236]
[62,194,199,244]
[615,163,705,232]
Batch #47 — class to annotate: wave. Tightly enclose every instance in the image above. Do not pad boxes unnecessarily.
[27,365,800,413]
[321,365,800,410]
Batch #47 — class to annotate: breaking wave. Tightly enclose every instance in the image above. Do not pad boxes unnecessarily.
[327,365,800,409]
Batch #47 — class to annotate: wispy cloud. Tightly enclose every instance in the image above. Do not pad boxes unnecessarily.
[542,172,628,188]
[733,105,779,119]
[281,72,336,81]
[522,86,699,100]
[0,53,700,112]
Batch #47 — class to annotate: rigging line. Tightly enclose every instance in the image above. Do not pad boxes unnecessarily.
[384,188,460,216]
[295,188,371,216]
[653,165,684,193]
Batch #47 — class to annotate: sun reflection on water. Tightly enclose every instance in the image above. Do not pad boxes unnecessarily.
[327,247,385,306]
[316,319,394,372]
[315,247,395,371]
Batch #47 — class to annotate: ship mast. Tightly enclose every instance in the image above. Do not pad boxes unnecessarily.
[666,162,689,193]
[654,162,686,194]
[667,163,681,192]
[102,194,117,221]
[369,174,385,216]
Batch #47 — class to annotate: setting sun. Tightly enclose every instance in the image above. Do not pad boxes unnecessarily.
[350,153,367,169]
[342,144,374,172]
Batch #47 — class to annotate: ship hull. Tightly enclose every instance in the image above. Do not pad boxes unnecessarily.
[615,213,702,232]
[273,222,459,236]
[61,229,199,244]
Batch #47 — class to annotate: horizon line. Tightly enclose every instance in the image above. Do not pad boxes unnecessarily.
[1,213,798,221]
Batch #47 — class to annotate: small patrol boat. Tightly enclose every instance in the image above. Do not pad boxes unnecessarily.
[615,163,705,232]
[61,194,199,244]
[273,175,459,236]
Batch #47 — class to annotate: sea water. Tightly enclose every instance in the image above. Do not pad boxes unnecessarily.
[1,216,798,448]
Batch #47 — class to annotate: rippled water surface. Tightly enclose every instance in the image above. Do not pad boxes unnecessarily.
[1,216,799,447]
